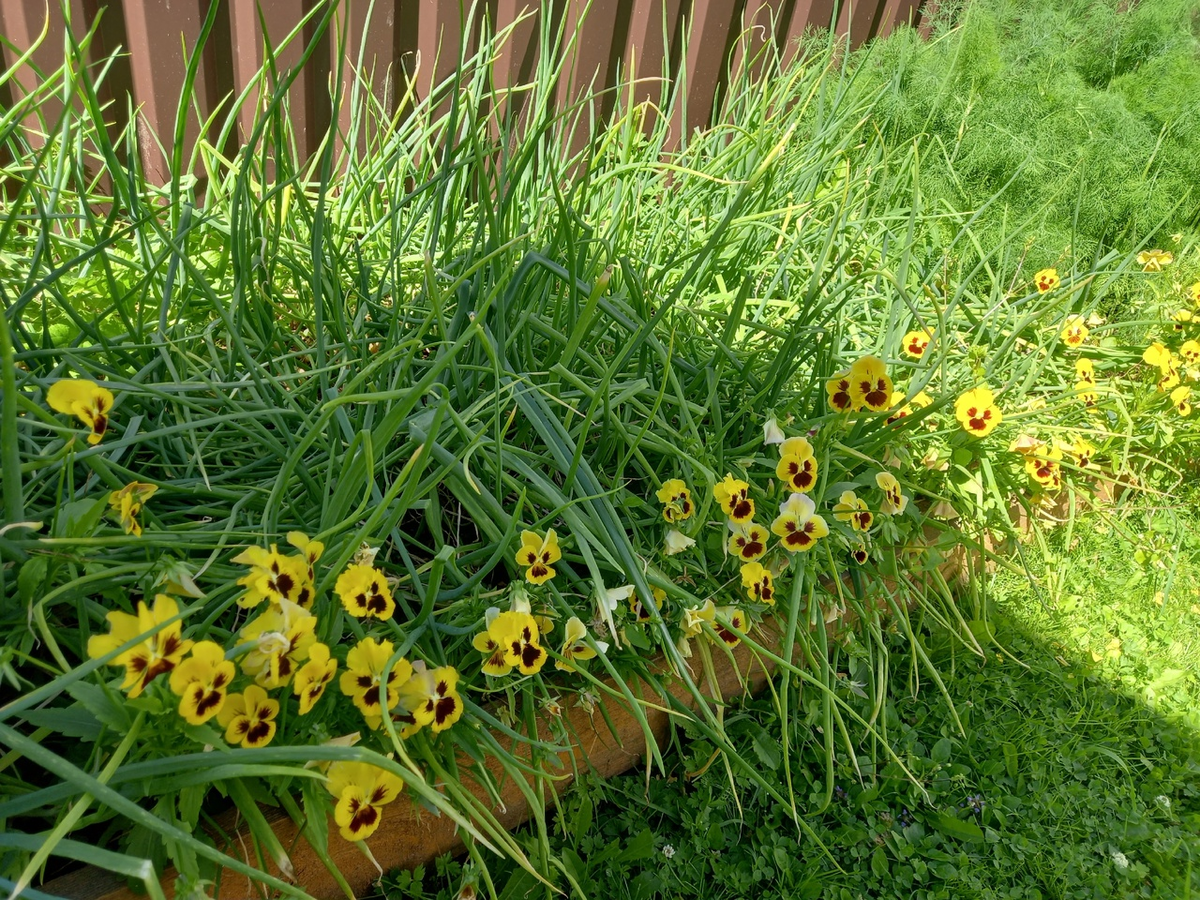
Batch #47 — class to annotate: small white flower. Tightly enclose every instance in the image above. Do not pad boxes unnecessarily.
[664,529,695,555]
[662,844,676,859]
[763,417,785,445]
[600,584,635,613]
[1155,795,1171,812]
[1111,850,1129,870]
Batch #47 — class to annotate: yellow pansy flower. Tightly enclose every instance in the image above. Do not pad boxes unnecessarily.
[293,642,338,715]
[776,437,818,493]
[46,378,114,445]
[335,564,395,620]
[1180,341,1200,365]
[87,594,193,698]
[1065,436,1097,468]
[778,436,813,458]
[1024,444,1064,488]
[770,492,828,553]
[848,356,893,412]
[1190,281,1200,308]
[556,616,609,671]
[339,637,411,727]
[108,482,157,536]
[168,640,234,725]
[1034,269,1059,293]
[954,386,1003,438]
[713,607,747,648]
[1143,342,1172,371]
[237,600,317,689]
[1075,358,1096,385]
[902,330,932,360]
[1060,316,1088,349]
[726,521,769,562]
[232,544,315,610]
[833,490,873,532]
[398,662,465,734]
[629,587,666,623]
[826,371,854,413]
[681,600,716,638]
[326,761,404,842]
[1074,381,1099,407]
[664,529,695,555]
[515,530,561,585]
[739,562,774,605]
[1136,249,1173,272]
[1008,434,1045,456]
[763,417,786,445]
[875,472,908,516]
[489,610,546,675]
[713,475,755,523]
[655,479,695,523]
[1171,385,1192,417]
[1157,362,1181,392]
[287,531,325,583]
[472,613,514,677]
[218,685,279,748]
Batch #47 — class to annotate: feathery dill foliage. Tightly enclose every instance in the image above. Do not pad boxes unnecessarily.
[856,0,1200,282]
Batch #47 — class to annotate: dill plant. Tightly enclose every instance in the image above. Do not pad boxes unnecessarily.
[856,0,1200,297]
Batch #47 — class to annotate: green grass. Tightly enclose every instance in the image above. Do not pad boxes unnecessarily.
[382,500,1200,899]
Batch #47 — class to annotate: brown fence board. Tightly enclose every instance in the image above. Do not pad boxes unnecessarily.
[0,0,88,147]
[335,0,397,153]
[121,0,229,181]
[837,0,883,43]
[623,0,683,116]
[673,0,738,142]
[876,0,924,33]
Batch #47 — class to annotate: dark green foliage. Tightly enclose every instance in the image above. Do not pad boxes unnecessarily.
[857,0,1200,283]
[384,621,1200,900]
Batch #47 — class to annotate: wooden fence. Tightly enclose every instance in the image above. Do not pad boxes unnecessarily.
[0,0,929,181]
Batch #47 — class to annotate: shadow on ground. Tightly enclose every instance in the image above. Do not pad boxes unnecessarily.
[373,610,1200,900]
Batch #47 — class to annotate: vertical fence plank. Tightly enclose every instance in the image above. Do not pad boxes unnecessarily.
[836,0,883,44]
[780,0,836,64]
[558,0,630,154]
[624,0,683,110]
[0,0,87,149]
[918,0,939,37]
[408,0,470,113]
[671,0,740,143]
[876,0,926,34]
[335,0,397,157]
[121,0,234,181]
[492,0,541,129]
[228,1,337,169]
[730,0,788,86]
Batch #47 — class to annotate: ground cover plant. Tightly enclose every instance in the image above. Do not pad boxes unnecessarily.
[1,1,1199,898]
[385,605,1200,900]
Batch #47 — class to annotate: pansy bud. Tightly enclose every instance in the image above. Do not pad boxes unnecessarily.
[664,529,695,555]
[763,417,785,445]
